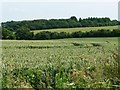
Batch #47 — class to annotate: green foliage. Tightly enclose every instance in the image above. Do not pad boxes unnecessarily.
[2,28,16,39]
[1,38,120,89]
[2,27,120,40]
[35,31,51,40]
[0,27,2,39]
[90,43,102,47]
[34,29,120,40]
[15,27,34,40]
[2,17,119,31]
[70,16,78,21]
[102,50,120,88]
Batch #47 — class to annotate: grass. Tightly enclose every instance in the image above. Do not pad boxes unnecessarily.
[31,26,118,34]
[1,37,120,89]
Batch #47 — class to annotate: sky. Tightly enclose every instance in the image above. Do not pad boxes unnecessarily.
[0,0,119,22]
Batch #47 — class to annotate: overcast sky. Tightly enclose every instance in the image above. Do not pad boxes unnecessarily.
[0,0,119,22]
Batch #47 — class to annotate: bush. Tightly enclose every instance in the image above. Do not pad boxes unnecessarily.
[15,28,34,40]
[2,28,16,39]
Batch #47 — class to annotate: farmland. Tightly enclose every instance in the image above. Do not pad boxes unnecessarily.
[1,37,119,88]
[32,26,118,34]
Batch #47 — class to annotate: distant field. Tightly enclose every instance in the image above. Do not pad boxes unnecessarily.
[32,26,118,34]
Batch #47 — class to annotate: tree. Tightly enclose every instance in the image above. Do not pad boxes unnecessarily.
[70,16,78,21]
[15,27,34,40]
[1,16,120,32]
[0,27,2,39]
[34,31,51,40]
[72,31,83,38]
[2,28,16,39]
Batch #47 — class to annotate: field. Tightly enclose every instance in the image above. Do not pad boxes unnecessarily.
[1,37,119,89]
[32,26,118,34]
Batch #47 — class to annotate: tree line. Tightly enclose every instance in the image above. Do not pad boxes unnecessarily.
[1,16,119,32]
[2,28,120,40]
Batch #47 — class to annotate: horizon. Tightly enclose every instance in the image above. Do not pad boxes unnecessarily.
[1,1,118,23]
[1,16,118,23]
